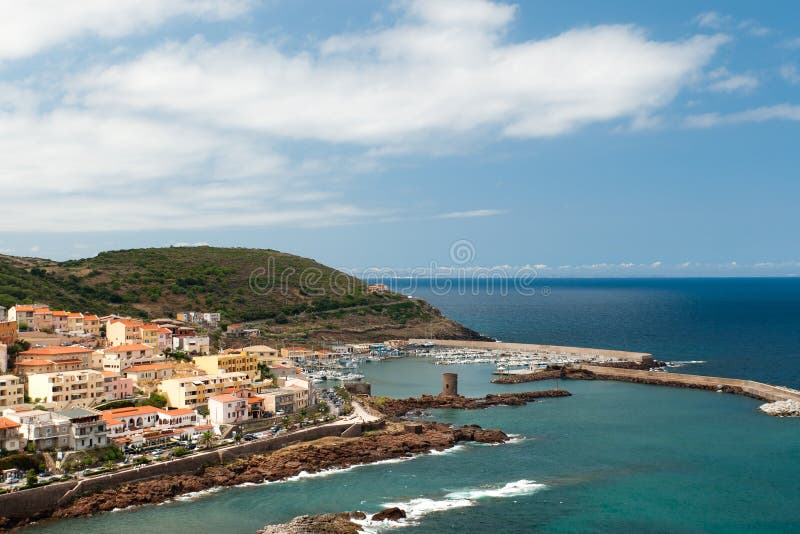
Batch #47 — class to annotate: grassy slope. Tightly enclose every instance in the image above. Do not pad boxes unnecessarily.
[0,247,485,344]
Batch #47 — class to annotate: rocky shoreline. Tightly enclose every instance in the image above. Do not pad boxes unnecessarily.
[366,390,571,418]
[13,423,506,528]
[257,507,408,533]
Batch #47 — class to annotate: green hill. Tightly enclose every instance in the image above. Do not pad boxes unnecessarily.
[0,247,485,344]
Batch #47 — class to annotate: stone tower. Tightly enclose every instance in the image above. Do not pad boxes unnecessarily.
[442,372,458,396]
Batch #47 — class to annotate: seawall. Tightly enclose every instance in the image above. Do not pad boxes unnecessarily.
[495,365,800,406]
[0,421,381,523]
[410,339,653,364]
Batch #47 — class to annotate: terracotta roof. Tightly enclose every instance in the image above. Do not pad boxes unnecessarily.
[110,319,143,327]
[33,308,51,314]
[247,397,263,404]
[210,394,241,403]
[163,408,195,416]
[15,359,55,366]
[105,344,153,353]
[67,312,83,318]
[126,363,173,372]
[140,324,161,331]
[51,310,68,317]
[101,371,120,377]
[83,315,99,321]
[101,406,164,418]
[20,346,91,356]
[0,417,21,429]
[13,305,34,312]
[158,328,171,334]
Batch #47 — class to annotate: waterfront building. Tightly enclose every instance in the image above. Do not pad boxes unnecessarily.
[0,417,22,451]
[258,389,296,415]
[101,405,202,448]
[55,408,108,450]
[208,394,249,425]
[0,375,24,408]
[5,409,70,450]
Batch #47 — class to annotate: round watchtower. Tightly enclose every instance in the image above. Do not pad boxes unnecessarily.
[442,372,458,396]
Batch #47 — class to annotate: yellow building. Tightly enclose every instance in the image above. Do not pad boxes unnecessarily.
[158,372,251,408]
[193,352,259,380]
[0,375,24,407]
[241,345,279,365]
[27,369,105,408]
[279,346,313,362]
[106,319,143,346]
[139,324,161,350]
[66,312,84,334]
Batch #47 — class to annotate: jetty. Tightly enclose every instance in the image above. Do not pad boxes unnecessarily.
[494,365,800,415]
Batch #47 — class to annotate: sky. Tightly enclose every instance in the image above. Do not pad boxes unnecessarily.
[0,0,799,276]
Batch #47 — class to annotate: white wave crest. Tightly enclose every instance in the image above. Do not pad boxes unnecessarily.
[355,479,546,530]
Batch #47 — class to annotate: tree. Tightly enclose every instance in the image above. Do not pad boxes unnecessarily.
[199,430,215,449]
[257,363,274,383]
[138,392,168,408]
[25,469,38,487]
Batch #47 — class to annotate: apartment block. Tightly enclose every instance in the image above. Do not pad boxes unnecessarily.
[0,375,24,408]
[27,369,105,408]
[158,372,251,408]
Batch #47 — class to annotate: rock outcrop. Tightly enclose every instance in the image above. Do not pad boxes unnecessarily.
[257,512,366,534]
[759,399,800,416]
[371,507,407,521]
[51,423,507,521]
[369,390,571,417]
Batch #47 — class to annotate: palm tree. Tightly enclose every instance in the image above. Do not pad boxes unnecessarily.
[199,430,215,449]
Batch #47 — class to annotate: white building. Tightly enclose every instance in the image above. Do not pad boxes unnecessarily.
[55,408,108,451]
[208,394,249,425]
[0,343,7,373]
[173,336,211,355]
[4,409,70,450]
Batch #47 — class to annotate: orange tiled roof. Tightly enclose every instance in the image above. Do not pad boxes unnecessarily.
[126,363,172,372]
[158,327,171,334]
[247,397,263,404]
[101,371,120,377]
[101,405,165,418]
[83,314,99,321]
[52,310,68,317]
[163,408,195,416]
[0,417,21,429]
[67,312,84,318]
[33,308,51,314]
[105,344,153,353]
[13,305,34,312]
[15,359,55,366]
[140,324,161,331]
[110,319,143,327]
[20,346,91,356]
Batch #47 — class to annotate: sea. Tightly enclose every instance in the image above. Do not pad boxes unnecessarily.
[25,278,800,533]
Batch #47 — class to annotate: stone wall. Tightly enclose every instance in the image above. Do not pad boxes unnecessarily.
[0,422,361,522]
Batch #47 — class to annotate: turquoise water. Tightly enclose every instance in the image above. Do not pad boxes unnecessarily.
[27,359,800,533]
[24,279,800,532]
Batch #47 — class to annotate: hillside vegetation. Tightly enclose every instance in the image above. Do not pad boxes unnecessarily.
[0,247,484,343]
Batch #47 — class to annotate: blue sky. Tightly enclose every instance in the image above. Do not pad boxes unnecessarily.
[0,0,799,276]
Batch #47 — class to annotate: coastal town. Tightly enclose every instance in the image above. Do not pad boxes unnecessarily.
[0,302,397,491]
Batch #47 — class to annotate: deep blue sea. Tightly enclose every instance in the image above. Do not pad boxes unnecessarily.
[25,278,800,533]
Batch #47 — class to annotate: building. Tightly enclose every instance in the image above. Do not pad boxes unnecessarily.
[32,307,53,331]
[101,344,159,373]
[101,406,202,448]
[8,305,36,330]
[242,345,279,364]
[193,352,259,380]
[139,324,161,350]
[55,408,108,450]
[27,369,105,408]
[0,306,5,322]
[0,344,6,373]
[0,375,24,408]
[368,283,389,293]
[0,416,22,451]
[282,376,314,411]
[15,359,86,377]
[18,345,92,367]
[123,363,175,383]
[226,323,243,335]
[268,362,299,379]
[157,327,173,353]
[66,312,84,334]
[0,321,17,345]
[158,372,251,409]
[83,315,101,337]
[208,394,248,425]
[106,319,143,347]
[259,389,296,415]
[173,335,210,355]
[5,409,70,450]
[280,346,313,362]
[101,372,134,400]
[51,310,68,332]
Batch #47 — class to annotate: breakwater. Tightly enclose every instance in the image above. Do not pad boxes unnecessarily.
[410,339,653,364]
[493,365,800,408]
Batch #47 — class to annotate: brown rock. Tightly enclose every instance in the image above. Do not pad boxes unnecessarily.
[372,507,407,521]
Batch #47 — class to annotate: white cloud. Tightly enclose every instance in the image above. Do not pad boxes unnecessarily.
[685,104,800,128]
[434,209,508,219]
[707,67,759,93]
[0,0,729,232]
[780,64,800,85]
[0,0,251,60]
[71,4,726,143]
[693,12,732,30]
[30,245,40,253]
